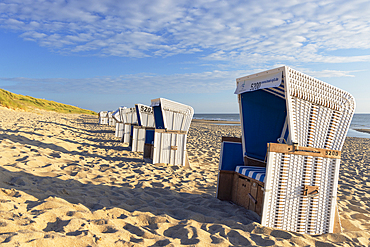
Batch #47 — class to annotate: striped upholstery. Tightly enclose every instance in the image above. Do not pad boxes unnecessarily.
[235,166,266,183]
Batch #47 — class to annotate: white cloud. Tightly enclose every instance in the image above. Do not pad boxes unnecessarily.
[0,0,370,65]
[1,68,361,95]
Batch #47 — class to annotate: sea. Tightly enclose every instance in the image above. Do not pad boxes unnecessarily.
[193,113,370,139]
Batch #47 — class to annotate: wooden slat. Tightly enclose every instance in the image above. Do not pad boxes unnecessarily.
[231,172,239,203]
[244,156,266,167]
[255,185,264,216]
[267,143,341,159]
[222,136,242,143]
[217,170,234,201]
[155,129,187,134]
[237,177,251,209]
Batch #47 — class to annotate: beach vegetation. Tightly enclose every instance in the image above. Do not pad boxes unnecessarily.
[0,88,96,115]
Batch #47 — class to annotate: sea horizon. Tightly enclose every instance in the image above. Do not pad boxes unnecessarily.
[193,113,370,138]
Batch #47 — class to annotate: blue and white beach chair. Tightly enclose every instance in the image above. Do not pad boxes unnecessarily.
[108,111,116,126]
[143,98,194,166]
[217,66,355,234]
[112,107,127,138]
[120,107,138,144]
[131,104,155,153]
[98,111,108,125]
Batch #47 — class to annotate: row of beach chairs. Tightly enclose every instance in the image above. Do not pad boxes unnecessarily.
[99,98,194,166]
[98,66,355,235]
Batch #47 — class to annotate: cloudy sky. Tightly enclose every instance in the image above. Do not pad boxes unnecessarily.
[1,0,369,113]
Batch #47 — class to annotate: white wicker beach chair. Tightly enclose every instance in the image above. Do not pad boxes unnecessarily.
[112,107,127,138]
[217,66,355,235]
[143,98,194,166]
[120,107,138,144]
[131,104,155,153]
[98,111,109,125]
[107,111,116,126]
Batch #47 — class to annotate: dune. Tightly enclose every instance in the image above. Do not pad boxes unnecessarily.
[0,106,369,246]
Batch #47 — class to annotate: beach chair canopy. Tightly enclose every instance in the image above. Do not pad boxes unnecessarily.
[121,107,138,124]
[112,106,127,123]
[135,104,155,128]
[99,111,108,118]
[235,66,355,162]
[151,98,194,132]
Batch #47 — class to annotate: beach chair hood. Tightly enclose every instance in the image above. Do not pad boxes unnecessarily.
[121,107,138,124]
[235,66,355,161]
[151,98,194,132]
[112,106,126,122]
[135,104,155,128]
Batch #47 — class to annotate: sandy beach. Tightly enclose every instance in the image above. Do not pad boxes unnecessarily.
[0,107,369,246]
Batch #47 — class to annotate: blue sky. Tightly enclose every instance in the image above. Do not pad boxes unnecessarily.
[0,0,369,113]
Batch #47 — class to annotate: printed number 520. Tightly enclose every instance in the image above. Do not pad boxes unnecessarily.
[250,82,261,91]
[325,150,339,156]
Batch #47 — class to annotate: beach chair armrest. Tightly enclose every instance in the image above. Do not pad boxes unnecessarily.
[219,138,244,171]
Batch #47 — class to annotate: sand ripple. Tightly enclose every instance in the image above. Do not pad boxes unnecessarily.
[0,107,369,246]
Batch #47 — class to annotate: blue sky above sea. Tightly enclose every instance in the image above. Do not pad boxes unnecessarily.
[0,0,370,113]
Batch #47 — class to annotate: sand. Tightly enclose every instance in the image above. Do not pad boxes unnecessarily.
[0,107,369,246]
[356,129,370,134]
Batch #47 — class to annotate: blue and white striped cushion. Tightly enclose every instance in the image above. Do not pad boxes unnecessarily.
[235,166,266,183]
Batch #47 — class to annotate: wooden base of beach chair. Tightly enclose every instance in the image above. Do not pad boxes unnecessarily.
[144,143,154,159]
[217,170,264,216]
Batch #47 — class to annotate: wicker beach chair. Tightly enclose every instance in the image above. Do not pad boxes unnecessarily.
[143,98,194,166]
[217,66,355,234]
[98,111,109,125]
[131,104,155,153]
[108,111,116,126]
[112,107,127,138]
[120,107,138,144]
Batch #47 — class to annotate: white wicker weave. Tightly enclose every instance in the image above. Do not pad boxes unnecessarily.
[262,152,340,234]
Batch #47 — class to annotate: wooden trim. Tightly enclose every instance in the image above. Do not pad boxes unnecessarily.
[217,170,234,201]
[303,185,319,196]
[267,143,341,159]
[222,136,242,143]
[237,172,265,187]
[155,129,187,134]
[248,193,257,204]
[244,156,266,168]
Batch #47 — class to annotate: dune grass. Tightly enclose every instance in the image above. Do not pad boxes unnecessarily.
[0,88,96,115]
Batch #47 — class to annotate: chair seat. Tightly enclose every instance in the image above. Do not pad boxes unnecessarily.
[235,166,266,183]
